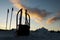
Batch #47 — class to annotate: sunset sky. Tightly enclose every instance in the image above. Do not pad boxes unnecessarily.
[0,0,60,31]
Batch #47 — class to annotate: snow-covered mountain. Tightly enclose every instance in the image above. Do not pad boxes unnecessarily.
[0,28,60,40]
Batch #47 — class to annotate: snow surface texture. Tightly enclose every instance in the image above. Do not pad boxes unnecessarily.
[0,28,60,40]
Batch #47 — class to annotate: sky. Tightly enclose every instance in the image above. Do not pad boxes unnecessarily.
[0,0,60,31]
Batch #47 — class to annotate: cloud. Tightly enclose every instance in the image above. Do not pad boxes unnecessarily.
[47,14,60,24]
[28,8,48,17]
[9,0,26,9]
[10,0,50,23]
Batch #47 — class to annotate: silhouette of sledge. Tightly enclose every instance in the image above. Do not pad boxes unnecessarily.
[16,9,30,36]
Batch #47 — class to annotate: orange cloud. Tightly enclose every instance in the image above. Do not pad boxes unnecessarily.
[47,17,56,24]
[10,0,26,9]
[47,16,60,24]
[47,11,60,24]
[10,0,49,23]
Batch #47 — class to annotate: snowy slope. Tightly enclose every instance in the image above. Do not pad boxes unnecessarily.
[0,28,60,40]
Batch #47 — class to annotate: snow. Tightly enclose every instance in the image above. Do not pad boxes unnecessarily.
[0,28,60,40]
